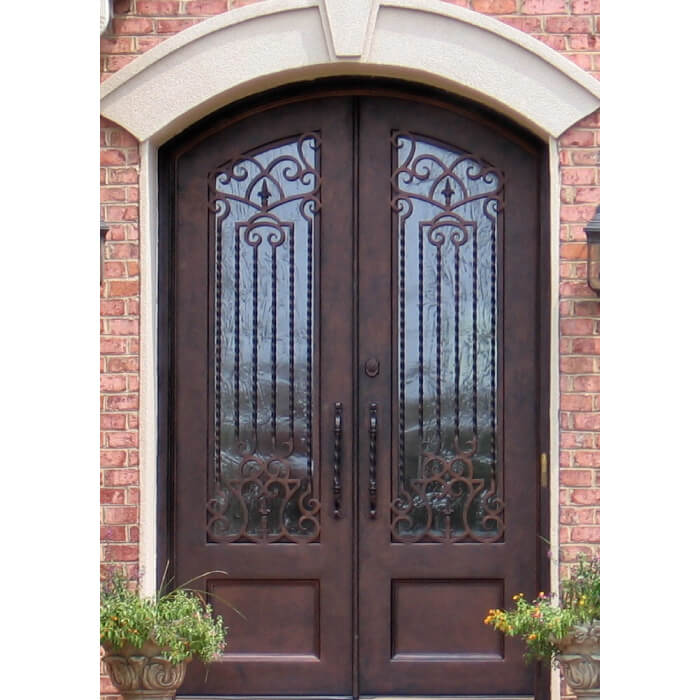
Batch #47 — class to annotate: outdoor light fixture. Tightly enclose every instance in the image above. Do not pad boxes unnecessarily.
[100,221,109,285]
[584,205,600,294]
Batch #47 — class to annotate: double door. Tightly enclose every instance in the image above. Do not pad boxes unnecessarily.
[160,86,547,699]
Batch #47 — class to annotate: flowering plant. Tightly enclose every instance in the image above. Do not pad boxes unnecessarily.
[100,570,227,664]
[483,553,600,663]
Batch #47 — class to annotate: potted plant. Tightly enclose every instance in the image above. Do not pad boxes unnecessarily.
[100,570,227,699]
[483,553,600,699]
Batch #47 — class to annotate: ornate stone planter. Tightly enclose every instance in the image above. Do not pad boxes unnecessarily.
[102,639,190,699]
[556,622,600,699]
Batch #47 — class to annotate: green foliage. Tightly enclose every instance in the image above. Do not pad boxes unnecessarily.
[100,571,227,664]
[483,553,600,663]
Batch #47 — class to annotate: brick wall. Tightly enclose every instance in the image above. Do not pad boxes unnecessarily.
[100,2,599,698]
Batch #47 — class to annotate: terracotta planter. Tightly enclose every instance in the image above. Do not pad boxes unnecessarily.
[102,639,190,700]
[556,622,600,699]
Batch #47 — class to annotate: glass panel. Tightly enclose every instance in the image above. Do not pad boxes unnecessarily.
[207,135,321,543]
[390,133,505,543]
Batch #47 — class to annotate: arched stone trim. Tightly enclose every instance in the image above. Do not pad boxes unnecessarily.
[100,0,599,144]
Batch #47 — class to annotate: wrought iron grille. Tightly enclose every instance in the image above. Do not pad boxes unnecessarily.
[206,134,322,543]
[390,132,505,543]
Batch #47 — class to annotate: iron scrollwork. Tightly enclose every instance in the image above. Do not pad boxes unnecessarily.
[390,131,505,543]
[207,134,322,543]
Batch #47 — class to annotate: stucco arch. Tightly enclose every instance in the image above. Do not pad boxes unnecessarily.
[100,0,600,144]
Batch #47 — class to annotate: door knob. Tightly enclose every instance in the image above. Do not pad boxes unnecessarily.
[365,357,380,377]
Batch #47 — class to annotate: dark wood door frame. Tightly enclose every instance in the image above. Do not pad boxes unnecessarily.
[157,78,551,700]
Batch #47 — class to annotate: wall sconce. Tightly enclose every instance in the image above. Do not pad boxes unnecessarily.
[100,221,110,285]
[584,205,600,294]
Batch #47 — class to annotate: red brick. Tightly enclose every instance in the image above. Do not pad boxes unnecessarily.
[109,280,140,297]
[101,187,127,203]
[107,357,139,372]
[573,375,599,392]
[101,488,126,505]
[101,300,126,316]
[560,204,598,223]
[573,413,599,430]
[109,243,139,259]
[104,544,140,561]
[568,33,600,51]
[103,261,127,280]
[103,469,140,487]
[127,487,141,505]
[100,149,126,167]
[567,53,593,71]
[571,0,600,13]
[112,17,155,34]
[560,356,595,374]
[561,318,596,335]
[100,36,134,54]
[108,167,139,184]
[559,242,587,261]
[560,395,593,412]
[108,319,139,335]
[101,450,128,467]
[101,414,127,430]
[573,451,600,467]
[571,150,600,165]
[156,18,200,33]
[101,525,127,542]
[532,34,566,51]
[134,1,181,15]
[560,432,595,449]
[103,506,138,525]
[560,545,595,561]
[105,394,139,411]
[561,168,597,185]
[129,526,140,542]
[498,16,543,33]
[184,0,229,14]
[560,469,592,487]
[107,431,139,448]
[571,526,599,543]
[136,35,169,52]
[521,0,567,14]
[101,374,127,392]
[104,205,139,221]
[101,337,128,355]
[471,0,517,13]
[559,280,596,298]
[545,16,593,33]
[559,129,596,148]
[571,337,599,354]
[574,187,599,203]
[560,507,598,525]
[106,55,137,72]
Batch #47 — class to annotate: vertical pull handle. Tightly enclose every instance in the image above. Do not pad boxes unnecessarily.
[333,402,343,518]
[368,402,378,518]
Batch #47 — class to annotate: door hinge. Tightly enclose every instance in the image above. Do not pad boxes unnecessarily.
[540,453,548,488]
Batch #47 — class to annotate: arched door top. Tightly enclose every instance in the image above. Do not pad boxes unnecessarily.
[100,0,600,144]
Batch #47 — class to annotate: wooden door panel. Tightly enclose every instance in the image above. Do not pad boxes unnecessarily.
[356,96,543,696]
[163,96,355,696]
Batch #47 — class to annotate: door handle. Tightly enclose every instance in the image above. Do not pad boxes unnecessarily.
[333,402,342,518]
[368,402,378,518]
